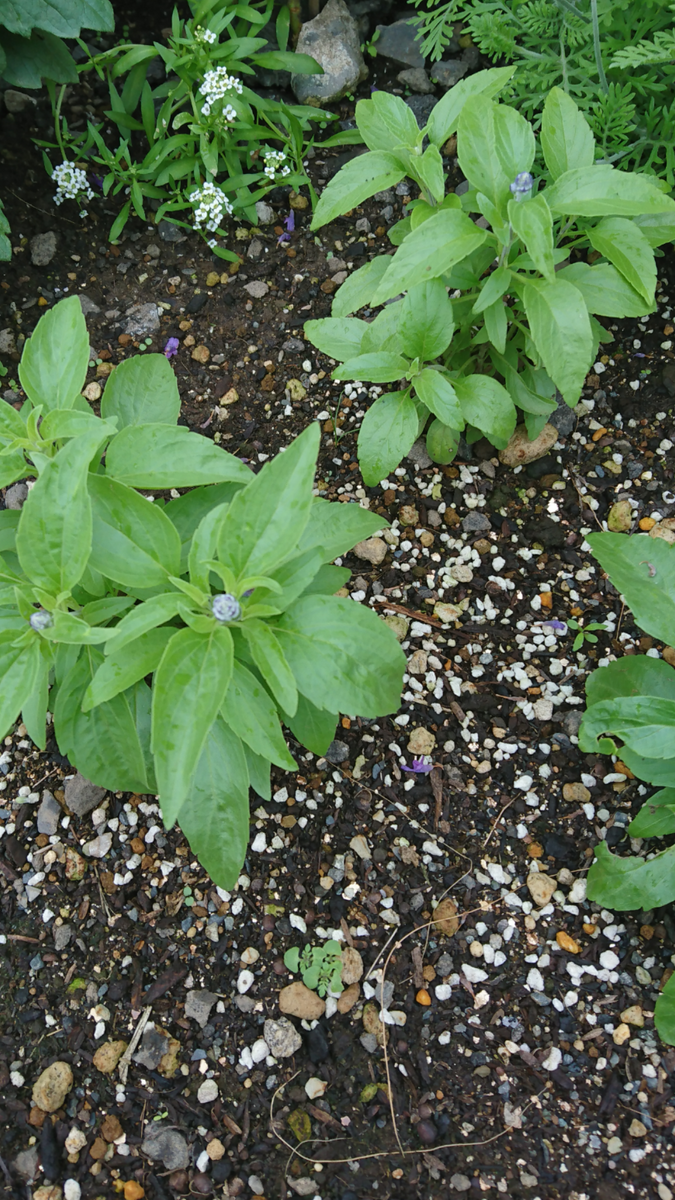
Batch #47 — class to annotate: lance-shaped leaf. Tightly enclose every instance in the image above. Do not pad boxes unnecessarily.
[656,972,675,1046]
[177,717,251,890]
[414,369,462,427]
[371,209,488,305]
[106,424,252,488]
[84,626,175,711]
[333,352,409,384]
[19,296,89,412]
[540,87,595,180]
[304,317,369,361]
[101,352,181,427]
[523,278,593,405]
[426,65,516,148]
[545,165,675,218]
[0,631,41,740]
[357,391,419,486]
[331,257,391,318]
[399,281,454,360]
[16,430,103,595]
[453,374,516,448]
[104,593,183,655]
[22,642,51,750]
[241,618,297,715]
[588,840,675,911]
[221,659,296,769]
[298,497,385,563]
[311,151,406,229]
[508,193,555,283]
[275,594,405,717]
[556,262,650,319]
[88,473,182,589]
[355,90,421,153]
[152,626,234,826]
[587,217,656,306]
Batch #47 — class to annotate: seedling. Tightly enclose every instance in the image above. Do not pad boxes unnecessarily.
[284,939,343,996]
[567,617,607,651]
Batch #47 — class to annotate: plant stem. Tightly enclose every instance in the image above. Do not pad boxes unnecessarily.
[53,84,67,160]
[590,0,609,94]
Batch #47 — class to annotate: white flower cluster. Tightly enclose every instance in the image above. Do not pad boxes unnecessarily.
[262,148,290,180]
[199,67,243,116]
[194,25,217,44]
[52,162,94,208]
[188,181,232,233]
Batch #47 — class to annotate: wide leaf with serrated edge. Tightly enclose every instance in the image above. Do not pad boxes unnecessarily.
[540,87,595,180]
[522,278,593,405]
[88,473,182,589]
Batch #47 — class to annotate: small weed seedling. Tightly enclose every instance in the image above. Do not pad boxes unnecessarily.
[284,940,344,996]
[567,617,607,651]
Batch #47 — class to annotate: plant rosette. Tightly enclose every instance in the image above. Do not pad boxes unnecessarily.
[578,530,675,1044]
[304,71,675,484]
[284,940,344,997]
[0,297,405,889]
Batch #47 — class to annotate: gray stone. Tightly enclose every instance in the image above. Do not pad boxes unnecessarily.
[158,220,186,243]
[360,1032,379,1053]
[450,1174,471,1192]
[264,1017,302,1059]
[461,511,491,534]
[548,390,576,436]
[373,979,394,1008]
[283,338,305,353]
[325,739,350,764]
[437,952,454,976]
[4,481,28,509]
[255,201,275,225]
[4,89,36,114]
[13,1147,39,1181]
[236,995,256,1013]
[559,710,583,738]
[247,237,263,260]
[54,924,73,951]
[405,94,437,127]
[30,232,58,267]
[64,773,106,818]
[124,303,160,338]
[407,438,433,469]
[184,989,218,1028]
[141,1127,189,1171]
[37,790,61,836]
[292,0,368,106]
[397,67,435,93]
[375,18,425,68]
[79,295,101,317]
[0,329,16,354]
[134,1023,170,1070]
[663,362,675,397]
[430,59,468,89]
[287,1180,318,1198]
[243,280,269,299]
[82,832,113,858]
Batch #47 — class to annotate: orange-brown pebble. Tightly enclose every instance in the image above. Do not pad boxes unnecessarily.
[416,989,432,1006]
[583,922,596,935]
[556,931,580,954]
[539,592,553,609]
[123,1184,145,1200]
[639,518,656,531]
[527,842,544,858]
[591,427,608,441]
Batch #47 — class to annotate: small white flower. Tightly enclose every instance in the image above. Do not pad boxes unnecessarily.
[199,67,243,110]
[262,147,290,181]
[189,180,232,232]
[52,161,94,209]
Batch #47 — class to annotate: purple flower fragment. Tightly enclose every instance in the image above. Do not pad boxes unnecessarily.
[542,619,567,636]
[510,171,533,202]
[402,756,434,775]
[164,337,179,359]
[277,210,295,247]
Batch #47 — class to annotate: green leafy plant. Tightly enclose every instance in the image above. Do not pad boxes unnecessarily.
[40,0,355,246]
[411,0,675,183]
[567,616,607,650]
[0,0,113,88]
[578,531,675,1043]
[284,939,344,995]
[305,73,675,485]
[0,297,405,889]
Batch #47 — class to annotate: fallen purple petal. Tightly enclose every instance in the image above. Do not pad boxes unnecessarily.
[402,757,434,774]
[164,337,180,359]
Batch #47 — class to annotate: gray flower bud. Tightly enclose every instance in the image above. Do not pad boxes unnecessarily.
[30,609,53,631]
[211,593,241,623]
[510,171,533,201]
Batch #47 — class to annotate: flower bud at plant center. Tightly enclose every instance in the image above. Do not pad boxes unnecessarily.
[211,593,241,622]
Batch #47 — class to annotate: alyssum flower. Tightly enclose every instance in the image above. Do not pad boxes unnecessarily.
[199,66,243,117]
[188,181,233,233]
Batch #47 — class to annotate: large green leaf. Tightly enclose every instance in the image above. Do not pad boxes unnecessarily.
[177,717,250,890]
[152,626,234,826]
[580,695,675,759]
[39,408,117,442]
[0,399,27,441]
[54,649,153,793]
[457,95,511,210]
[83,626,174,711]
[545,165,675,217]
[587,217,656,306]
[21,643,51,750]
[311,151,406,229]
[508,193,555,283]
[1,0,114,37]
[540,87,595,180]
[105,424,251,488]
[583,653,675,784]
[399,281,454,360]
[103,593,182,655]
[357,391,419,486]
[656,972,675,1046]
[629,789,675,838]
[285,693,338,755]
[0,451,29,488]
[556,262,650,319]
[16,431,102,595]
[19,296,89,412]
[632,211,675,248]
[453,374,516,448]
[493,102,535,183]
[522,278,593,405]
[586,532,675,644]
[0,632,41,740]
[298,497,385,563]
[221,659,296,769]
[164,481,247,568]
[355,90,421,152]
[241,618,298,715]
[331,257,391,318]
[275,594,405,718]
[88,473,181,589]
[333,352,409,384]
[426,66,516,148]
[371,210,488,305]
[100,354,180,428]
[245,743,271,800]
[417,143,446,205]
[360,300,404,353]
[587,840,675,910]
[0,28,78,85]
[304,317,368,361]
[426,419,460,464]
[216,422,319,580]
[414,369,462,427]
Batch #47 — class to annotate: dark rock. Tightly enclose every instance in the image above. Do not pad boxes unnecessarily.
[30,232,57,267]
[405,94,437,128]
[416,1119,437,1143]
[40,1112,60,1180]
[429,59,467,89]
[325,739,350,764]
[191,1173,213,1194]
[559,710,583,738]
[397,67,435,93]
[461,511,491,534]
[158,220,186,243]
[525,516,566,548]
[548,392,576,436]
[79,294,101,316]
[662,362,675,397]
[37,791,61,836]
[525,454,559,480]
[306,1023,330,1063]
[133,1023,170,1070]
[141,1127,189,1171]
[461,43,480,70]
[544,832,576,862]
[292,0,368,106]
[375,18,425,68]
[64,773,106,818]
[186,292,209,314]
[123,303,160,338]
[184,989,218,1027]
